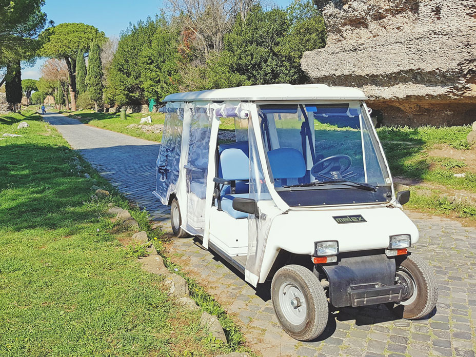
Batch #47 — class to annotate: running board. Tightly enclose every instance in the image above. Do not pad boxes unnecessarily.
[208,241,246,275]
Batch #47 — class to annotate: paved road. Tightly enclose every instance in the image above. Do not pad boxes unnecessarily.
[43,113,170,221]
[45,113,476,357]
[170,212,476,357]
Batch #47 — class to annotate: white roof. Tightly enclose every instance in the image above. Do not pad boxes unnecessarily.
[163,84,367,102]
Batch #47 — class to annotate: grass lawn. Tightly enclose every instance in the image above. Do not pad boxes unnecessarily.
[65,110,165,142]
[0,111,243,356]
[377,125,476,220]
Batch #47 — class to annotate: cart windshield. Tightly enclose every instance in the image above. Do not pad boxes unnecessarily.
[257,103,392,206]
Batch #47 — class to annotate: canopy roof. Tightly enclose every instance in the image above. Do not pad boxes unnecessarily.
[163,84,367,102]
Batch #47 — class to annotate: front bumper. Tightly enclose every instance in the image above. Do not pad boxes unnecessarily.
[321,253,401,308]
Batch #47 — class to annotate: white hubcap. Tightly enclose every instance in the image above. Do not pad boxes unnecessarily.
[279,283,307,325]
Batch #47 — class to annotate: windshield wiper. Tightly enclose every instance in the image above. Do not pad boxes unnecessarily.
[284,180,377,191]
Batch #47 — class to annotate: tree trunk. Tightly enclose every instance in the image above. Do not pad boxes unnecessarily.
[94,102,98,112]
[63,85,69,111]
[64,56,77,111]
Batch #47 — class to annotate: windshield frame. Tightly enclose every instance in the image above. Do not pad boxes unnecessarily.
[254,100,394,207]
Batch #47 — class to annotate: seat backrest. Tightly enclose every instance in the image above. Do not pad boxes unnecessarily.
[219,141,249,155]
[220,148,249,180]
[268,148,306,179]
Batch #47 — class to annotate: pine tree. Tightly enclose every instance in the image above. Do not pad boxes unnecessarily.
[76,50,87,95]
[5,60,22,112]
[55,82,64,109]
[86,40,103,111]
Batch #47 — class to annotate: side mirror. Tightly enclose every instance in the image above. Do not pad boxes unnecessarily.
[232,198,258,216]
[396,190,410,205]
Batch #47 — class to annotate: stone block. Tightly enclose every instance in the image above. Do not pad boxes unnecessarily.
[200,311,227,343]
[17,122,29,129]
[132,231,148,244]
[467,131,476,145]
[165,274,189,297]
[95,189,110,198]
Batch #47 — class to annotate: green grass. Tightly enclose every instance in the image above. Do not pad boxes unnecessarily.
[0,111,241,356]
[67,110,165,142]
[377,125,474,190]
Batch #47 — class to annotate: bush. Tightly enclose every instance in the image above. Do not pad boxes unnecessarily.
[76,92,94,110]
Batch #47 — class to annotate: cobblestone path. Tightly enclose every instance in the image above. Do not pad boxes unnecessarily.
[43,113,170,221]
[45,113,476,357]
[168,213,476,357]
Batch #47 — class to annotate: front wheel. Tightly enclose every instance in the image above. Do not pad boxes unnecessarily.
[396,255,438,319]
[170,198,190,238]
[271,265,328,341]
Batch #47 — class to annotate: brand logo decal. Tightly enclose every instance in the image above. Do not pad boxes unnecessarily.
[333,215,366,224]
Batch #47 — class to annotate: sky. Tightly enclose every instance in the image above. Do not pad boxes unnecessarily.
[23,0,294,80]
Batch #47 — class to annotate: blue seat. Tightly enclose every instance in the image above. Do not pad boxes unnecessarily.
[216,144,250,218]
[221,194,249,219]
[268,148,306,186]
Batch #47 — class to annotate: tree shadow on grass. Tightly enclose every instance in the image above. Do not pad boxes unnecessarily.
[0,111,40,125]
[0,143,105,232]
[376,128,428,180]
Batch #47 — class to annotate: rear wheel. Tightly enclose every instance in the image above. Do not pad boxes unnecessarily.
[271,265,328,341]
[396,255,438,319]
[170,198,189,238]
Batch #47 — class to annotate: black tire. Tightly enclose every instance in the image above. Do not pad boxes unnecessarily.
[170,198,190,238]
[271,265,328,341]
[398,255,438,319]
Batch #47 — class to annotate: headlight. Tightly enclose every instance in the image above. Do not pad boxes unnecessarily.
[389,234,411,249]
[314,241,339,256]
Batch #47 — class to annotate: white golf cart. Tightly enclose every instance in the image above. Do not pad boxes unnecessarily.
[153,84,438,341]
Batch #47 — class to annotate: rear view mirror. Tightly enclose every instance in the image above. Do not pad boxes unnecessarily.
[396,190,410,205]
[233,198,258,216]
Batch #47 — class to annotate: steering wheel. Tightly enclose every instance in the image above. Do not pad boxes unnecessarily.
[310,155,352,179]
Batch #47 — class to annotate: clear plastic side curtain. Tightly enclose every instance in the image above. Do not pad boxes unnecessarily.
[245,108,283,287]
[184,103,213,235]
[155,103,184,205]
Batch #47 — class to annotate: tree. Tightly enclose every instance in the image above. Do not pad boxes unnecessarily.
[0,0,49,81]
[55,81,64,109]
[40,58,70,110]
[5,61,22,111]
[31,90,45,105]
[39,23,105,111]
[221,1,326,85]
[86,41,103,111]
[106,18,158,106]
[165,0,257,60]
[22,79,38,105]
[76,50,87,95]
[141,24,181,102]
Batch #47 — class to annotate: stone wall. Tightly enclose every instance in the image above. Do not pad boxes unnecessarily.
[0,93,9,114]
[302,0,476,127]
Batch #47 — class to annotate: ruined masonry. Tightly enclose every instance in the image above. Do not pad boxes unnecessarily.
[302,0,476,126]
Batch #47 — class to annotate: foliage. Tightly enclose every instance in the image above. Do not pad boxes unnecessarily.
[36,77,56,95]
[140,25,181,102]
[40,23,106,60]
[22,78,37,99]
[5,61,22,104]
[221,1,325,85]
[0,110,237,356]
[31,91,45,104]
[86,41,103,107]
[76,92,94,110]
[0,0,48,68]
[55,82,64,106]
[76,50,87,95]
[105,18,159,106]
[39,23,106,110]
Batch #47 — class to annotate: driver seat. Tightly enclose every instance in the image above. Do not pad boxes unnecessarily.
[268,148,306,187]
